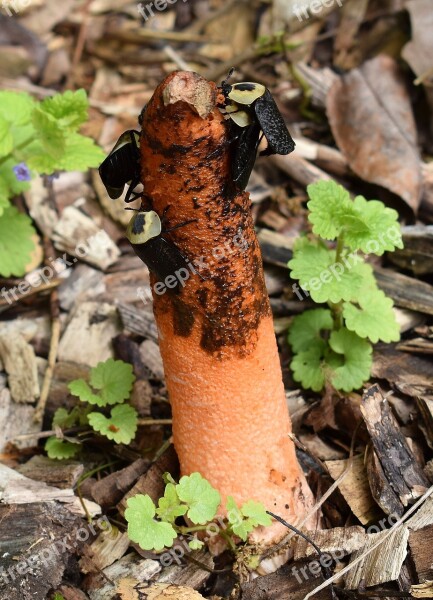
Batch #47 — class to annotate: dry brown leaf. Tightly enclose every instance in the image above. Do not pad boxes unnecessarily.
[326,54,422,215]
[402,0,433,134]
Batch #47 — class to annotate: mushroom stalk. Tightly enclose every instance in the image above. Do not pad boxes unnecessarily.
[137,71,313,543]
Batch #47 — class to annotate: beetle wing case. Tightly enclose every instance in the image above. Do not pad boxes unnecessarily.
[254,90,295,156]
[131,237,190,294]
[231,120,262,190]
[99,130,140,199]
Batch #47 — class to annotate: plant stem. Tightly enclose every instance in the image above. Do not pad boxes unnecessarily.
[329,234,345,330]
[177,525,210,534]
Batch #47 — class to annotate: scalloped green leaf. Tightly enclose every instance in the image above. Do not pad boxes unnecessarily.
[343,288,400,343]
[307,180,356,240]
[289,238,366,304]
[176,473,220,525]
[88,404,138,444]
[40,89,89,130]
[125,494,177,551]
[45,436,80,460]
[288,308,333,353]
[156,483,188,523]
[328,329,372,392]
[0,91,35,126]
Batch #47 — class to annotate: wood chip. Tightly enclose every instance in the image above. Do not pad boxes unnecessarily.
[0,388,40,452]
[411,581,433,598]
[17,455,84,489]
[409,524,433,582]
[90,458,150,509]
[0,463,100,517]
[118,445,178,516]
[293,526,367,560]
[58,302,121,367]
[0,333,39,403]
[80,529,130,574]
[361,385,430,506]
[0,502,84,600]
[325,454,380,524]
[241,560,333,600]
[87,554,161,600]
[139,339,164,380]
[344,525,410,588]
[52,204,120,271]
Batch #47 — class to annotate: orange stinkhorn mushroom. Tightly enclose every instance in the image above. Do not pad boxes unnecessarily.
[135,71,314,544]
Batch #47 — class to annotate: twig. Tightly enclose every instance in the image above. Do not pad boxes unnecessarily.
[303,484,433,600]
[0,279,61,308]
[65,0,93,89]
[33,317,61,423]
[163,45,191,71]
[32,227,61,424]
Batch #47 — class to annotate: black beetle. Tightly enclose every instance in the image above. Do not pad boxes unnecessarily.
[220,69,295,189]
[125,209,195,293]
[99,130,141,203]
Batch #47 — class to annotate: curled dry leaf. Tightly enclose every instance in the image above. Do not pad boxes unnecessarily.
[326,54,422,215]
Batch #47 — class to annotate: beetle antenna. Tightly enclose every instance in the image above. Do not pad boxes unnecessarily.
[221,67,235,88]
[164,219,197,234]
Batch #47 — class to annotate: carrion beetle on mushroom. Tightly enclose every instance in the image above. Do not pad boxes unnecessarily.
[126,209,196,293]
[99,130,141,203]
[220,69,296,189]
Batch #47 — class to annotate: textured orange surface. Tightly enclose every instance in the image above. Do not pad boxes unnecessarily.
[139,71,313,542]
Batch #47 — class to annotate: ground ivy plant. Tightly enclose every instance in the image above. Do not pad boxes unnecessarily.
[288,180,403,393]
[125,472,272,552]
[0,89,104,277]
[45,358,137,459]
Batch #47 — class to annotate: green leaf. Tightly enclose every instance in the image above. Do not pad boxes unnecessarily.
[125,494,177,551]
[40,89,89,130]
[32,107,65,156]
[307,180,356,240]
[176,473,221,525]
[346,196,403,255]
[226,496,251,541]
[240,500,272,528]
[328,329,372,392]
[0,206,35,277]
[156,483,188,523]
[0,116,14,158]
[0,91,35,125]
[288,308,333,353]
[290,345,327,392]
[68,379,101,405]
[69,359,135,407]
[0,178,9,217]
[88,404,138,444]
[90,358,135,406]
[57,133,105,171]
[52,407,81,429]
[289,238,366,303]
[188,538,204,550]
[45,436,80,460]
[343,288,400,343]
[26,143,59,174]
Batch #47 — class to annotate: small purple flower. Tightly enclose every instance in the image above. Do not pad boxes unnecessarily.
[13,162,31,182]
